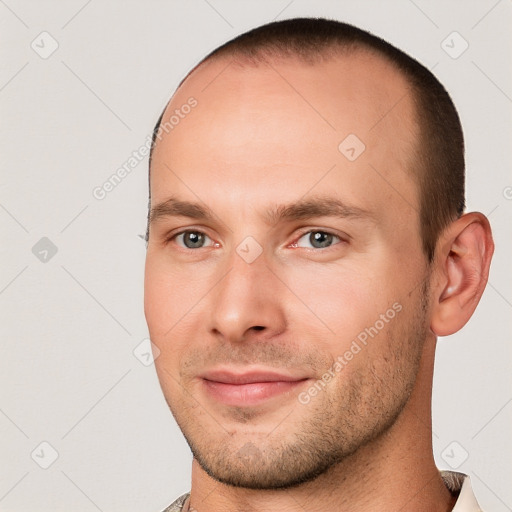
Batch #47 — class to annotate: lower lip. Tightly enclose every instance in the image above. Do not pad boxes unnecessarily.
[202,379,307,407]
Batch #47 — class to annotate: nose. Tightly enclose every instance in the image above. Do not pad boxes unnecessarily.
[207,249,286,344]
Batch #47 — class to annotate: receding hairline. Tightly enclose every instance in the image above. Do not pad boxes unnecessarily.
[174,41,414,104]
[147,18,465,262]
[151,41,422,196]
[155,42,420,165]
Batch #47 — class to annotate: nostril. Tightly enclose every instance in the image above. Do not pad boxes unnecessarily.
[252,326,265,331]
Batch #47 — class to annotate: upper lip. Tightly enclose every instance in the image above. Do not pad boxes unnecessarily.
[201,369,308,385]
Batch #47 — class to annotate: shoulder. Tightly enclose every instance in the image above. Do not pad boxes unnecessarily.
[160,492,191,512]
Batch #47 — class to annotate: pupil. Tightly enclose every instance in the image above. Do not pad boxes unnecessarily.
[185,232,204,248]
[311,231,332,248]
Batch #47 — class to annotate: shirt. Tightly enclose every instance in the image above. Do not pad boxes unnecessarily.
[161,471,483,511]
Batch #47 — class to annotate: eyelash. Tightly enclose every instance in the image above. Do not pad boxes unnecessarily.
[292,229,345,250]
[165,228,346,252]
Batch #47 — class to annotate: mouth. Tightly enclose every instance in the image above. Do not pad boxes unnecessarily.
[200,369,310,407]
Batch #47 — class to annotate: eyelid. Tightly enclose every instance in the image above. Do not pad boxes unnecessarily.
[290,228,348,248]
[165,228,218,249]
[163,227,348,251]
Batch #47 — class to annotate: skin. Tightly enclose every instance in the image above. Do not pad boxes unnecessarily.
[144,50,494,512]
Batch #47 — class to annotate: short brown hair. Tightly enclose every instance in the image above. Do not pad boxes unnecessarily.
[148,18,465,261]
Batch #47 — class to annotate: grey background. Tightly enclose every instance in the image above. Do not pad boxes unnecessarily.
[1,1,511,511]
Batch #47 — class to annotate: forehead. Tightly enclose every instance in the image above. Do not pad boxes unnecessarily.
[151,51,419,226]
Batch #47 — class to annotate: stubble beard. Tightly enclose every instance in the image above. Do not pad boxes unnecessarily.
[163,284,431,490]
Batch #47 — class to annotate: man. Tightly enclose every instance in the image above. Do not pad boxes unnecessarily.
[144,18,494,511]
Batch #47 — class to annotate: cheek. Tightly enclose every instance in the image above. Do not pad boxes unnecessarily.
[284,262,390,339]
[144,256,171,337]
[144,253,206,337]
[144,254,216,384]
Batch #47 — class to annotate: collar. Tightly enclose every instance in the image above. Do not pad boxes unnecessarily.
[441,471,483,511]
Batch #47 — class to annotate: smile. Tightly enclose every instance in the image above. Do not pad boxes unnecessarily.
[200,370,309,407]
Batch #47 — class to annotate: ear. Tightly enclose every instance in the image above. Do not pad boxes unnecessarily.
[430,212,494,337]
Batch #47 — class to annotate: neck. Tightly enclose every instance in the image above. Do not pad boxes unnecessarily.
[188,337,456,512]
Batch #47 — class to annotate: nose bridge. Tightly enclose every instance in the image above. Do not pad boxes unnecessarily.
[208,244,284,343]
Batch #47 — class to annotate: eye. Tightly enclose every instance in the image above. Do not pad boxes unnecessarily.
[172,230,215,249]
[294,230,342,249]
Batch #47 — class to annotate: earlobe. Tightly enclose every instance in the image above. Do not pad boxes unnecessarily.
[430,213,494,337]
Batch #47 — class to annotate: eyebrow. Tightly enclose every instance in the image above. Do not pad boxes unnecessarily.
[149,196,375,226]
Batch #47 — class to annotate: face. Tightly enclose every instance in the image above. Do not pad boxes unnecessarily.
[144,52,432,489]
